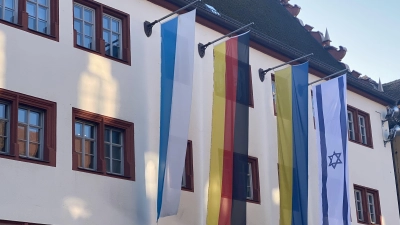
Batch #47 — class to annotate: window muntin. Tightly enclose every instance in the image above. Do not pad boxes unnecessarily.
[358,115,367,145]
[73,3,95,50]
[0,103,9,154]
[105,127,123,175]
[367,193,377,223]
[348,110,355,140]
[18,107,43,160]
[355,190,364,222]
[75,121,96,170]
[103,14,122,59]
[26,0,50,34]
[0,0,17,23]
[181,165,186,187]
[247,162,254,200]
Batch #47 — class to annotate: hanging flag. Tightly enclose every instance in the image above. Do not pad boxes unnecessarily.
[157,9,196,220]
[206,32,250,225]
[275,62,309,225]
[312,75,350,225]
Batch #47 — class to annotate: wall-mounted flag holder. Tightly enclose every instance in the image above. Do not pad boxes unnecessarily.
[198,22,254,58]
[143,0,200,37]
[258,53,313,82]
[308,68,349,86]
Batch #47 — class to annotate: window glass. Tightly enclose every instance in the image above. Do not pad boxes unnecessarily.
[27,0,49,34]
[105,127,123,174]
[18,108,43,159]
[0,103,8,153]
[358,115,367,144]
[247,162,253,200]
[74,3,95,50]
[0,0,16,23]
[355,190,364,221]
[75,121,96,170]
[103,14,122,59]
[367,193,376,223]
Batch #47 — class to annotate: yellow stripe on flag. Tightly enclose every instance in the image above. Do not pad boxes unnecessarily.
[276,66,294,225]
[206,42,226,225]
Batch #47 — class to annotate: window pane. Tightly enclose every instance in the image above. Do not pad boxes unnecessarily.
[112,146,121,160]
[18,109,27,123]
[28,17,36,30]
[18,125,27,140]
[38,6,47,20]
[5,0,14,9]
[29,128,40,142]
[0,137,6,153]
[18,140,26,155]
[77,153,82,168]
[105,129,110,142]
[29,111,40,126]
[0,104,6,118]
[84,23,92,36]
[103,30,110,55]
[112,160,121,174]
[74,5,82,19]
[74,20,82,33]
[105,144,110,157]
[84,125,94,138]
[84,37,92,49]
[0,121,6,136]
[75,137,82,153]
[84,140,95,154]
[84,9,93,23]
[38,0,47,6]
[84,155,95,169]
[106,158,110,172]
[77,33,83,46]
[112,130,121,144]
[0,8,2,21]
[29,143,40,158]
[111,19,119,32]
[112,34,120,58]
[75,123,82,136]
[4,9,14,22]
[38,20,47,33]
[27,2,36,16]
[103,16,110,29]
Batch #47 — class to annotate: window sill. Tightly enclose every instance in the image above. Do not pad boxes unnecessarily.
[246,198,261,204]
[181,187,194,192]
[74,167,134,181]
[0,20,58,42]
[349,139,374,149]
[0,152,54,167]
[74,44,131,66]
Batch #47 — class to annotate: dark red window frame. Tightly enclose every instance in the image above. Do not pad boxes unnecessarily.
[72,0,131,65]
[347,105,373,148]
[0,0,59,41]
[271,74,276,116]
[181,140,194,192]
[0,88,57,167]
[72,108,135,181]
[354,184,382,224]
[247,156,261,204]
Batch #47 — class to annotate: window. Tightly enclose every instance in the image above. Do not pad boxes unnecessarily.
[0,88,56,166]
[0,0,17,23]
[347,105,373,148]
[247,156,260,203]
[181,140,194,191]
[73,0,131,65]
[72,108,135,180]
[271,74,276,115]
[0,219,46,225]
[0,0,59,41]
[354,185,381,224]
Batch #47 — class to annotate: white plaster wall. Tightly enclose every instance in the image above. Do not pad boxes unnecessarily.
[0,0,397,224]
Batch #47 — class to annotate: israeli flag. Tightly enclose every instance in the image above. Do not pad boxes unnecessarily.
[312,75,351,225]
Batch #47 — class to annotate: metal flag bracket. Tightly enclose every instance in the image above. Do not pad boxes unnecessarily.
[258,53,313,82]
[198,22,254,58]
[308,68,349,86]
[143,0,201,37]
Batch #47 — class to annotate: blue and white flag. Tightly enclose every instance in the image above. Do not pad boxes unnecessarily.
[157,9,196,220]
[312,75,351,225]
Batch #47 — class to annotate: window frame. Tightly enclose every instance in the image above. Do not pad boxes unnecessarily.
[0,88,56,167]
[75,120,97,171]
[0,0,19,24]
[0,101,10,155]
[72,0,131,65]
[271,74,276,116]
[181,140,194,192]
[354,184,382,224]
[104,126,124,175]
[0,0,59,41]
[73,2,96,50]
[72,108,135,181]
[247,156,261,204]
[347,105,373,148]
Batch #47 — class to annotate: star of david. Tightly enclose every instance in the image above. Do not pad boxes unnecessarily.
[328,151,342,169]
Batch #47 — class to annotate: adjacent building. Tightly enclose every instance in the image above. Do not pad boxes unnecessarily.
[0,0,399,224]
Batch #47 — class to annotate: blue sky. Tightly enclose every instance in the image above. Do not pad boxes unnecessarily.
[293,0,400,83]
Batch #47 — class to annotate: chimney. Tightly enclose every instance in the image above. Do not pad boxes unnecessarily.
[304,24,314,32]
[351,70,362,78]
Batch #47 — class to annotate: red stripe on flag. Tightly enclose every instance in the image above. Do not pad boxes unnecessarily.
[218,37,239,225]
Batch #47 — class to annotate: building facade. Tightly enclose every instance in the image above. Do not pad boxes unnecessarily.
[0,0,399,225]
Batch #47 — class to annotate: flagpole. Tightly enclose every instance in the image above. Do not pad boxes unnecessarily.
[308,69,349,86]
[198,22,254,58]
[258,53,313,82]
[143,0,201,37]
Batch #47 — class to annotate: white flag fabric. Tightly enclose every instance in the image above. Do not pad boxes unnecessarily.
[157,10,196,220]
[312,75,351,225]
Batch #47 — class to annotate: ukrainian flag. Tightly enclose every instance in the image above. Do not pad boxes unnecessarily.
[275,62,309,225]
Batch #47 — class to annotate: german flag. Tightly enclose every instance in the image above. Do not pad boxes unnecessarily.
[206,32,250,225]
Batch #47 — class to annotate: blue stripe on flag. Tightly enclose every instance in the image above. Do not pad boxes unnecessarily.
[157,17,178,220]
[338,76,349,225]
[291,63,309,225]
[316,85,329,225]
